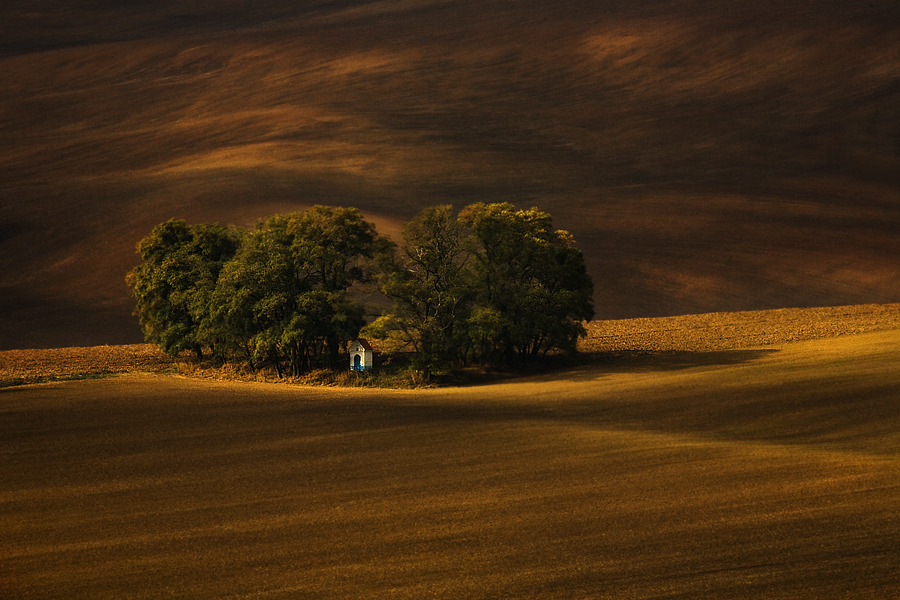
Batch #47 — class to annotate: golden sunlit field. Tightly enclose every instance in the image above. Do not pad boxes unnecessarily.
[2,305,899,598]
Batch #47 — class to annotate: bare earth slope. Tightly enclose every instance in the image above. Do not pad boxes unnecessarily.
[1,0,899,349]
[2,308,899,598]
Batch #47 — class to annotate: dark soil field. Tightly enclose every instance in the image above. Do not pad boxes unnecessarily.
[1,0,899,349]
[2,305,899,598]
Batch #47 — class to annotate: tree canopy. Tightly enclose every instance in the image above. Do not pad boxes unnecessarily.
[373,203,594,374]
[376,205,474,376]
[460,202,594,364]
[126,218,240,359]
[129,203,593,379]
[200,206,387,376]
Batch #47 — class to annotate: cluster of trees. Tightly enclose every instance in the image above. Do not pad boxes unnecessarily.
[128,203,594,378]
[128,206,386,377]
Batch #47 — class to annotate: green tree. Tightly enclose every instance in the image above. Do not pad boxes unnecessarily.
[287,205,391,363]
[376,202,594,374]
[204,206,384,376]
[127,218,240,359]
[459,202,594,365]
[377,205,474,377]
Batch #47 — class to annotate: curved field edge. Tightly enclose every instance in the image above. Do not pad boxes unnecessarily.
[1,302,898,388]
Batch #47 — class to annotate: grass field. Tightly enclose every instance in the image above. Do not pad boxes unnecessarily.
[2,309,898,598]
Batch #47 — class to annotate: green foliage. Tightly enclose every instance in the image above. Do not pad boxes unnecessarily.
[378,202,594,376]
[129,203,593,381]
[378,205,474,377]
[202,206,384,376]
[461,202,594,365]
[126,219,240,358]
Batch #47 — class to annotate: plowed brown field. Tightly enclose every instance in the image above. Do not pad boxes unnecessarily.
[0,344,172,387]
[2,1,898,350]
[582,302,900,353]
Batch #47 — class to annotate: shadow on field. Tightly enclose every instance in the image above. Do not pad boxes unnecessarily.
[449,349,779,389]
[476,348,780,386]
[571,348,780,379]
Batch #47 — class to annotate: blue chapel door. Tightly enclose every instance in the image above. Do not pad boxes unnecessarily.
[354,354,361,371]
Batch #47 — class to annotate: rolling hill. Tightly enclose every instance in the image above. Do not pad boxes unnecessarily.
[1,0,898,349]
[2,321,899,597]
